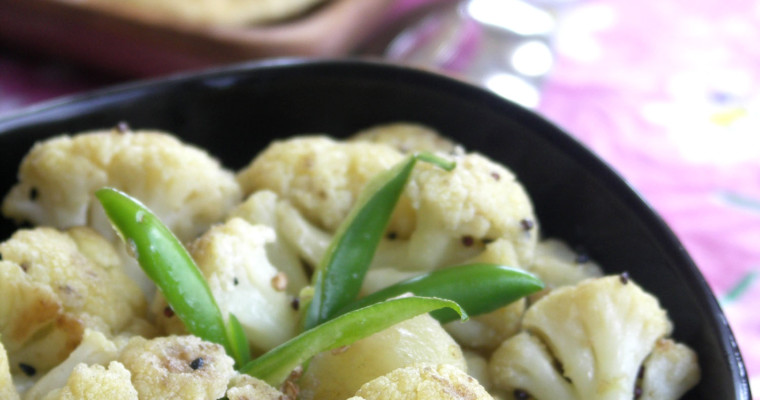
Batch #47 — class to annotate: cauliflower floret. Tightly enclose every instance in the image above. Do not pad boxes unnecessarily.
[152,219,299,352]
[117,335,235,400]
[240,136,537,274]
[41,362,138,400]
[443,299,525,352]
[237,136,413,236]
[2,128,241,244]
[0,227,146,374]
[1,128,242,296]
[227,190,320,292]
[639,339,700,400]
[225,374,286,400]
[25,330,125,400]
[299,313,466,400]
[0,340,20,400]
[349,364,493,400]
[489,275,695,400]
[527,239,603,291]
[350,122,459,155]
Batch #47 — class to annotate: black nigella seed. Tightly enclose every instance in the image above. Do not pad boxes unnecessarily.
[163,306,175,318]
[461,236,475,247]
[490,172,501,181]
[190,357,204,370]
[116,121,131,133]
[291,297,300,311]
[29,187,39,201]
[387,232,397,240]
[520,218,534,231]
[233,277,239,286]
[620,271,630,285]
[513,389,530,400]
[19,363,36,376]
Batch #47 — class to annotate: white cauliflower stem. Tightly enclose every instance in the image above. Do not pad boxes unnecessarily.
[0,340,20,400]
[489,275,699,400]
[153,218,299,352]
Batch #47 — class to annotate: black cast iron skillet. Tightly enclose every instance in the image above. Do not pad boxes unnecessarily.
[0,59,751,399]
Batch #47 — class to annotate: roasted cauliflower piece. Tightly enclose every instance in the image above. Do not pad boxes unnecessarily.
[443,299,526,352]
[527,239,603,291]
[225,374,286,400]
[1,128,242,295]
[349,364,493,400]
[0,340,20,400]
[639,339,700,400]
[153,218,299,352]
[299,314,467,400]
[0,227,145,374]
[25,330,125,400]
[237,136,411,236]
[489,275,697,400]
[117,335,235,400]
[350,122,459,154]
[41,362,138,400]
[2,128,241,243]
[239,136,537,274]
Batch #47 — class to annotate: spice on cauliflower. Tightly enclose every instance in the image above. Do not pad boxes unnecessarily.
[489,275,698,400]
[348,363,493,400]
[152,218,300,352]
[225,374,287,400]
[298,314,467,400]
[0,227,146,374]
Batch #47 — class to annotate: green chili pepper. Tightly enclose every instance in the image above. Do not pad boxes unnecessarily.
[241,296,466,385]
[226,313,251,367]
[96,187,247,365]
[304,152,455,329]
[335,263,544,323]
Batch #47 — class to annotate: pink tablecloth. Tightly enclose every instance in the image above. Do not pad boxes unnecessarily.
[1,0,758,393]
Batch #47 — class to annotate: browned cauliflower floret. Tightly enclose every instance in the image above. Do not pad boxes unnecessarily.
[152,218,299,353]
[299,314,466,400]
[0,340,20,400]
[348,364,493,400]
[225,374,286,400]
[350,122,459,154]
[237,136,412,236]
[489,275,698,400]
[41,361,138,400]
[2,128,241,243]
[25,330,126,400]
[117,335,235,399]
[1,128,242,296]
[0,227,146,374]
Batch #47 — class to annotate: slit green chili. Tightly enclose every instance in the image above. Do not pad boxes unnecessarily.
[241,296,466,385]
[95,187,247,365]
[335,263,544,323]
[304,152,456,329]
